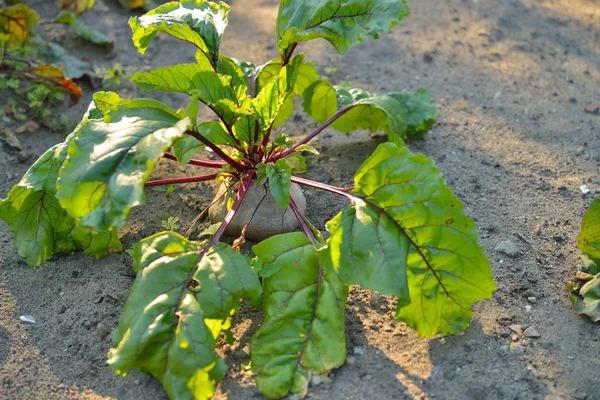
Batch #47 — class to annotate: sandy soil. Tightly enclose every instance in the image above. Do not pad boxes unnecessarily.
[1,0,599,399]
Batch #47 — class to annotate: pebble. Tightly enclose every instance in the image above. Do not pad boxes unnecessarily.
[19,315,36,324]
[494,240,520,258]
[584,104,599,114]
[96,322,111,340]
[310,374,322,386]
[527,297,537,303]
[509,324,524,334]
[362,374,373,381]
[58,383,65,389]
[525,305,532,312]
[524,326,541,338]
[580,185,591,195]
[369,293,386,308]
[353,346,365,356]
[346,356,356,365]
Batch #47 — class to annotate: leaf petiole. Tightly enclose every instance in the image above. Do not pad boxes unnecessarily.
[145,173,220,187]
[290,176,353,198]
[271,105,356,161]
[185,130,246,170]
[162,152,226,169]
[289,196,318,247]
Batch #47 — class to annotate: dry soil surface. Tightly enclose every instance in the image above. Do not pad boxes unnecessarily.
[1,0,599,399]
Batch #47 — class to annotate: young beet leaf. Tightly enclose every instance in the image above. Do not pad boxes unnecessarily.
[571,199,600,321]
[0,1,496,399]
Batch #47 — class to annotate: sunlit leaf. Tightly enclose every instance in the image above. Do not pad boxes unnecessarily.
[132,63,250,126]
[58,0,96,15]
[579,199,600,263]
[109,232,260,399]
[130,0,229,67]
[0,4,39,49]
[0,107,122,266]
[276,0,409,59]
[325,143,495,337]
[252,233,348,398]
[56,99,189,231]
[303,80,436,143]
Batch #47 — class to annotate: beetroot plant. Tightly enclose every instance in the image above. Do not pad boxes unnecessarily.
[0,1,496,399]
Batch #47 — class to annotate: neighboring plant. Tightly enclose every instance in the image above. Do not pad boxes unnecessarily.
[58,0,95,14]
[119,0,157,10]
[0,1,496,399]
[0,2,107,129]
[570,199,600,321]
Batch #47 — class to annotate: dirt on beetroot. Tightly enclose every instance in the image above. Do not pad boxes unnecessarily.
[1,0,599,399]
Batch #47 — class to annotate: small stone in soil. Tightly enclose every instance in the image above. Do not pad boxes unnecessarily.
[310,374,322,386]
[524,326,541,338]
[346,356,356,365]
[584,104,599,114]
[509,324,524,334]
[494,240,520,258]
[96,322,111,340]
[353,346,365,356]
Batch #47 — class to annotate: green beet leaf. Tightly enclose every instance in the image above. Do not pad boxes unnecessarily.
[579,199,600,262]
[109,232,260,400]
[251,233,348,399]
[217,56,251,99]
[254,58,319,128]
[0,109,122,266]
[264,159,292,208]
[303,80,437,144]
[575,199,600,321]
[575,273,600,322]
[93,91,124,115]
[255,58,319,97]
[276,0,409,60]
[325,143,495,337]
[56,99,190,231]
[54,11,113,48]
[130,0,229,66]
[252,55,303,133]
[132,63,250,126]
